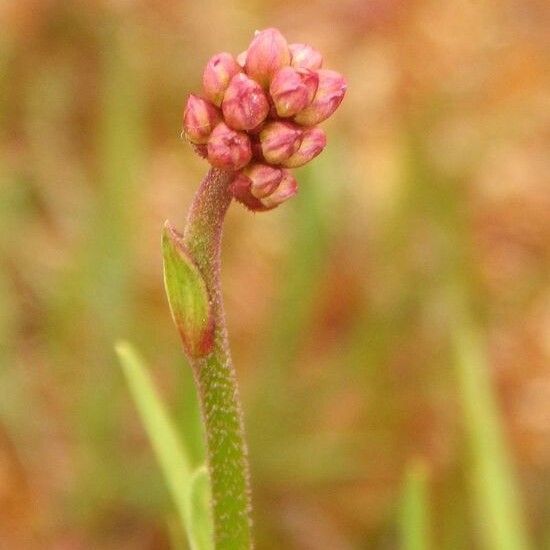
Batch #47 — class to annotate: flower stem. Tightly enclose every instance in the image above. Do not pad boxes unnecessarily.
[182,168,252,549]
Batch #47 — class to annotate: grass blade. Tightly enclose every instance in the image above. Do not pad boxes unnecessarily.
[450,296,530,550]
[187,466,214,550]
[402,118,530,550]
[400,459,430,550]
[116,341,213,549]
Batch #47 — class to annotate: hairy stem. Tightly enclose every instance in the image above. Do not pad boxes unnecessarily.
[183,168,252,549]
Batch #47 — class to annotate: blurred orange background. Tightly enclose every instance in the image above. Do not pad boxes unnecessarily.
[0,0,549,548]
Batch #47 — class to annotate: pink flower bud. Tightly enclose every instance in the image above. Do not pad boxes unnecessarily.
[230,172,265,211]
[182,94,221,144]
[259,121,303,164]
[202,52,242,107]
[260,170,298,209]
[236,50,247,67]
[244,28,291,88]
[192,143,208,158]
[230,163,284,211]
[245,163,284,198]
[289,43,323,71]
[293,69,347,126]
[222,73,270,131]
[281,127,326,168]
[269,67,319,118]
[207,122,252,170]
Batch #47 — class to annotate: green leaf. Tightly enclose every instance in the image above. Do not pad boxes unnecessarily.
[162,222,214,359]
[187,466,214,550]
[116,341,213,549]
[450,295,531,550]
[400,459,431,550]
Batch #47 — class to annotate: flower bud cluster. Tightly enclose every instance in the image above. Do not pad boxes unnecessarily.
[182,28,346,211]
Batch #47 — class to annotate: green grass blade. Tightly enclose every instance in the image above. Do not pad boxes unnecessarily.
[400,459,430,550]
[187,466,214,550]
[401,117,530,550]
[116,341,213,550]
[450,296,530,550]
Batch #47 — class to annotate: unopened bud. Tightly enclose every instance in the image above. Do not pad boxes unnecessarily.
[293,69,347,126]
[182,95,221,144]
[192,143,208,159]
[245,163,284,198]
[236,50,247,67]
[222,73,270,131]
[230,172,264,211]
[202,52,241,107]
[282,127,326,168]
[231,163,284,211]
[259,121,303,165]
[245,28,291,88]
[270,67,319,118]
[207,122,252,170]
[260,170,298,209]
[289,43,323,70]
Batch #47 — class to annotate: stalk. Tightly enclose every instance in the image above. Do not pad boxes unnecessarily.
[182,167,252,549]
[170,27,346,548]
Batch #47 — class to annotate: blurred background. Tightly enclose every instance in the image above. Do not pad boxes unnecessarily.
[1,0,549,548]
